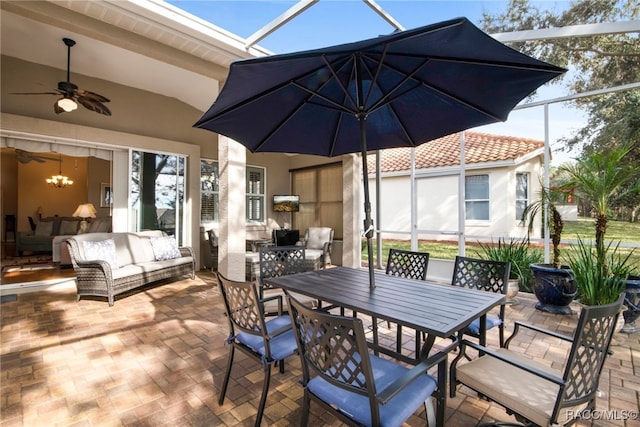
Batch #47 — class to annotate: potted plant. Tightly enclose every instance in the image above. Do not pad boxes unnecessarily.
[568,238,632,306]
[523,184,577,314]
[560,145,640,322]
[474,237,543,302]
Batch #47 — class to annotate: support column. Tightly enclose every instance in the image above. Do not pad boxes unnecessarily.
[342,154,360,269]
[218,136,246,281]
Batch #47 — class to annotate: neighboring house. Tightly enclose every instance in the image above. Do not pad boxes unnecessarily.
[367,131,545,242]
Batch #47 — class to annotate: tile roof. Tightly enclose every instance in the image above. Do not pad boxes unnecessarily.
[367,131,544,174]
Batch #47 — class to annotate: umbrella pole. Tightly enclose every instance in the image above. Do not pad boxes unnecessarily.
[358,114,376,289]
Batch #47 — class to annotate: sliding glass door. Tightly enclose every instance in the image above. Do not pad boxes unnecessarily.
[130,150,186,244]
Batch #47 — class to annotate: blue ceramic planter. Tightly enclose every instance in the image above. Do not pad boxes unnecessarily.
[621,275,640,334]
[530,264,577,315]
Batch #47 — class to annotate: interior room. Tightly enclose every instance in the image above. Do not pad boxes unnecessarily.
[1,146,111,260]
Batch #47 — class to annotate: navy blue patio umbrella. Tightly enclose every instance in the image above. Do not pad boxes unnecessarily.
[195,17,565,289]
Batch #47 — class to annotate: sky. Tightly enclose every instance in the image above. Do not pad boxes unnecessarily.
[168,0,586,165]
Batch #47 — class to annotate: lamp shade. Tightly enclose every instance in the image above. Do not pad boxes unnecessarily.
[72,203,97,219]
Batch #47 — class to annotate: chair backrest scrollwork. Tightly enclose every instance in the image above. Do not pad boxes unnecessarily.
[259,246,306,291]
[385,248,430,280]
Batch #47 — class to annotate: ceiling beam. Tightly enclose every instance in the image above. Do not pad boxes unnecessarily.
[363,0,404,31]
[492,20,640,42]
[245,0,318,49]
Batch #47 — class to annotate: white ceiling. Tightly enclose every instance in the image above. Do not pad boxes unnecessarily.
[0,1,269,112]
[2,11,216,111]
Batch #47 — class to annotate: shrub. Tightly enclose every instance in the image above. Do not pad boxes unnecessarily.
[474,237,543,293]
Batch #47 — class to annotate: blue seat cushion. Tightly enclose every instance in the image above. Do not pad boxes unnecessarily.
[466,315,502,335]
[307,353,437,427]
[235,315,297,360]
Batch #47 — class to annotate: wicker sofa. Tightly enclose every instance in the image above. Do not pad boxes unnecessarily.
[66,231,195,306]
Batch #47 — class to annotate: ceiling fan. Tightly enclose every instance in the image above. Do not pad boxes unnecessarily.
[15,149,60,164]
[11,38,112,116]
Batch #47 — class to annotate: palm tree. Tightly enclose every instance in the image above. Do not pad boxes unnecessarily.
[560,146,640,264]
[522,185,566,269]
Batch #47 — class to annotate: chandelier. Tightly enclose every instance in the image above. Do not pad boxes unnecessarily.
[46,154,74,188]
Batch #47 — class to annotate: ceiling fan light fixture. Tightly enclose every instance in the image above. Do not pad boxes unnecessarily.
[57,97,77,112]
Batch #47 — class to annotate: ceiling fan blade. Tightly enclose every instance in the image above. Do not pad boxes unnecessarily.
[76,88,110,103]
[10,91,60,96]
[54,101,64,114]
[15,149,58,163]
[76,96,112,116]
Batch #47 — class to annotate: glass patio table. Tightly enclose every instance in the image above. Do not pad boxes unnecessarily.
[264,266,505,365]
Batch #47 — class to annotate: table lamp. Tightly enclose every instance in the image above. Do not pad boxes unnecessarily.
[72,203,97,233]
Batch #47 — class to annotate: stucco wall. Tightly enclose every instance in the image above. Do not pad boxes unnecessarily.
[368,158,542,242]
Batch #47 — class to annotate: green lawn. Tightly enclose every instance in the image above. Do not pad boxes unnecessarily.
[364,218,640,273]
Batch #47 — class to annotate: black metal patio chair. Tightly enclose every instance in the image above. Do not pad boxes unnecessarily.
[451,256,510,347]
[216,272,298,427]
[373,249,430,355]
[287,293,455,427]
[450,294,625,426]
[258,245,317,314]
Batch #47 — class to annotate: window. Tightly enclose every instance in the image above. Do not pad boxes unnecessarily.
[516,172,529,221]
[200,160,219,222]
[131,150,186,244]
[246,166,265,223]
[199,161,266,224]
[465,175,489,221]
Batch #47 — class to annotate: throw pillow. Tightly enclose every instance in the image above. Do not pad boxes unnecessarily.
[60,220,79,235]
[150,236,181,261]
[34,220,54,236]
[82,239,119,269]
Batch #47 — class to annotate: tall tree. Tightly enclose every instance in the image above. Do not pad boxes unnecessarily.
[560,146,640,259]
[481,0,639,159]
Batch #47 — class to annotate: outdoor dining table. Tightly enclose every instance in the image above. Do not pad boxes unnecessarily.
[263,266,506,365]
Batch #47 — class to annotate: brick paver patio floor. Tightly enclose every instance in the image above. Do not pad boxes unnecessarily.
[1,270,638,426]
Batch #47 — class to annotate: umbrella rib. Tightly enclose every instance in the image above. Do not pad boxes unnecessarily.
[362,54,430,113]
[386,52,565,73]
[328,112,344,156]
[321,54,359,112]
[362,44,389,109]
[291,81,356,115]
[369,57,525,122]
[255,58,357,151]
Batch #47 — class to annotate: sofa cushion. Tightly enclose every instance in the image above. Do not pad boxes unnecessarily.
[35,220,54,236]
[150,236,181,261]
[88,218,112,233]
[60,219,79,235]
[83,239,119,269]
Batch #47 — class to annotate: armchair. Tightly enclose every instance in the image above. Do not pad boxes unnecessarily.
[451,256,510,347]
[450,294,624,426]
[258,245,317,314]
[287,294,454,427]
[380,249,430,355]
[216,272,298,427]
[300,227,333,268]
